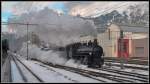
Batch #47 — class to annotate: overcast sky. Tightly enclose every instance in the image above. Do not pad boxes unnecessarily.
[1,1,148,32]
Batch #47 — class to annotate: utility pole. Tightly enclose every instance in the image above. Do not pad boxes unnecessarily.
[27,22,29,60]
[108,28,110,40]
[120,30,124,69]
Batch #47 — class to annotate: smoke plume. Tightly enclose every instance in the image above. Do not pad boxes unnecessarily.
[9,7,96,47]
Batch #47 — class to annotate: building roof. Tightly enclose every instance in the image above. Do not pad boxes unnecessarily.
[131,34,148,39]
[118,24,149,33]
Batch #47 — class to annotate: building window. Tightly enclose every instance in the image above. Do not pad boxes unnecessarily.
[135,47,144,54]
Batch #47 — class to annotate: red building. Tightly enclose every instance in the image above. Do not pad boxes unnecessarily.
[118,39,129,58]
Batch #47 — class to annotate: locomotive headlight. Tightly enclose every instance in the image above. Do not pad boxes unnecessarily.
[89,52,92,55]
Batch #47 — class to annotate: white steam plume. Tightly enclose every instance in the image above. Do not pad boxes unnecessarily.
[9,7,96,47]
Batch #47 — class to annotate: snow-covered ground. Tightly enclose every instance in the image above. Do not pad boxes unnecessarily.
[12,54,149,83]
[22,60,75,83]
[15,59,41,82]
[32,61,116,83]
[13,56,101,83]
[10,43,148,83]
[11,61,24,82]
[9,50,149,83]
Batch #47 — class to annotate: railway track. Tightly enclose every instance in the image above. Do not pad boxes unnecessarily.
[10,54,44,83]
[104,57,148,65]
[9,51,148,83]
[100,67,148,80]
[33,62,106,83]
[104,62,148,70]
[100,67,148,82]
[32,59,148,83]
[58,66,148,83]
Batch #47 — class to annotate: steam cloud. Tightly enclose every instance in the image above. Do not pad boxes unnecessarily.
[9,7,96,47]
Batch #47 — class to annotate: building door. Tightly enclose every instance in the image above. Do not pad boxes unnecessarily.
[118,39,129,58]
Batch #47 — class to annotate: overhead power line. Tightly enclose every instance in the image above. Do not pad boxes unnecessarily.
[2,22,38,25]
[88,3,129,17]
[2,22,61,26]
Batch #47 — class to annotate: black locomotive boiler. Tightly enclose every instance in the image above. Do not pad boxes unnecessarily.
[65,39,104,68]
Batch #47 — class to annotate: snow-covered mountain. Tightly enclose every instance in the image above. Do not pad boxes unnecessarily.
[83,2,149,31]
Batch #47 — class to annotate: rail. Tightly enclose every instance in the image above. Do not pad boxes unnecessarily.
[10,54,44,83]
[32,59,148,83]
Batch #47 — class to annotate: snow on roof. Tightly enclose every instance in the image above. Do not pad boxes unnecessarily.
[124,34,148,39]
[108,23,149,33]
[130,34,148,39]
[119,25,149,33]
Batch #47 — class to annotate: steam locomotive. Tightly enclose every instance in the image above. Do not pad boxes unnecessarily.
[65,39,104,68]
